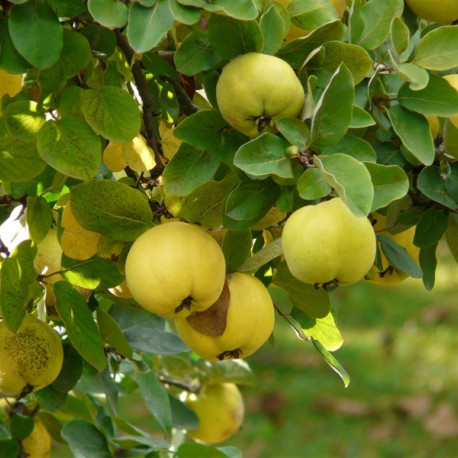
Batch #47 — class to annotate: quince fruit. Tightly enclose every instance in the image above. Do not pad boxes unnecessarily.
[21,417,52,458]
[443,75,458,129]
[125,221,226,319]
[282,198,376,288]
[0,69,22,97]
[366,214,420,285]
[61,201,101,261]
[0,314,63,395]
[405,0,458,24]
[215,52,305,138]
[174,272,275,361]
[185,382,244,444]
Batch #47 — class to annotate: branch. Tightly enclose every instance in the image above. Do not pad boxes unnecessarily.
[158,376,201,393]
[164,76,199,116]
[115,30,165,175]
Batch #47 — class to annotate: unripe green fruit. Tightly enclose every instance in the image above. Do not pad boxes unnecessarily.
[125,221,226,319]
[216,53,305,138]
[282,198,376,288]
[185,382,244,444]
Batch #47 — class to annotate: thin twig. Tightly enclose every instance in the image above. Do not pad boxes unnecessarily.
[273,303,310,342]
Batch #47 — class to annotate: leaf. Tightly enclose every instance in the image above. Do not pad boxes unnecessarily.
[54,282,107,372]
[87,0,128,29]
[349,106,376,129]
[413,26,458,71]
[80,87,141,142]
[272,262,331,319]
[278,20,345,69]
[176,443,228,458]
[314,153,374,217]
[275,117,310,150]
[174,109,226,150]
[70,180,153,242]
[259,3,288,56]
[127,1,174,53]
[398,75,458,117]
[10,414,34,440]
[357,0,404,51]
[162,143,221,196]
[364,163,409,212]
[378,234,422,278]
[223,179,280,230]
[168,0,201,25]
[239,237,283,273]
[207,15,263,61]
[169,395,199,430]
[320,135,376,162]
[61,419,111,458]
[417,167,458,210]
[312,338,350,388]
[0,136,47,182]
[292,308,343,351]
[52,343,83,393]
[221,230,252,273]
[386,105,435,166]
[234,133,295,179]
[420,244,437,291]
[445,214,458,263]
[178,0,258,20]
[413,206,448,248]
[26,196,52,244]
[196,359,255,386]
[4,100,46,140]
[37,117,102,181]
[297,168,332,200]
[96,309,133,359]
[8,0,63,69]
[174,31,221,76]
[392,62,429,91]
[289,0,340,31]
[390,16,409,55]
[136,367,173,434]
[311,64,354,149]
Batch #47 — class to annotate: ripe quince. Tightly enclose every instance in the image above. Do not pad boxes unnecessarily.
[366,214,420,285]
[174,272,275,361]
[215,52,305,138]
[21,417,52,458]
[125,221,226,319]
[0,314,63,395]
[443,75,458,129]
[405,0,458,24]
[282,198,376,288]
[185,382,244,444]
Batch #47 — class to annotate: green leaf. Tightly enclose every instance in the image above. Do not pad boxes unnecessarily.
[169,395,199,430]
[0,136,47,182]
[259,3,288,55]
[223,179,280,230]
[174,31,221,76]
[364,163,409,212]
[289,0,340,31]
[221,230,252,273]
[349,106,376,129]
[444,119,458,159]
[357,0,404,51]
[9,0,63,69]
[413,26,458,71]
[80,87,141,142]
[239,237,283,273]
[37,117,102,181]
[4,100,46,140]
[445,214,458,263]
[314,153,374,217]
[163,143,220,196]
[234,133,295,179]
[56,29,91,80]
[178,0,258,20]
[297,168,332,200]
[272,262,331,319]
[420,244,437,291]
[275,117,310,150]
[207,15,263,61]
[398,75,458,117]
[54,282,106,372]
[392,62,429,91]
[0,17,31,73]
[136,367,173,434]
[386,105,435,166]
[34,384,67,411]
[79,24,117,58]
[61,419,111,458]
[96,309,133,359]
[109,304,189,355]
[10,414,34,440]
[87,0,128,29]
[176,443,228,458]
[52,342,83,393]
[168,0,201,25]
[413,206,448,248]
[311,64,354,149]
[390,16,409,55]
[292,308,343,352]
[127,1,174,53]
[70,180,152,242]
[319,135,376,162]
[278,20,345,69]
[0,440,19,458]
[378,234,422,278]
[312,338,350,387]
[26,196,52,244]
[196,359,255,386]
[417,167,458,210]
[174,109,226,150]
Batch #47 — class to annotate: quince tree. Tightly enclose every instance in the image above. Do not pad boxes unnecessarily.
[0,0,457,456]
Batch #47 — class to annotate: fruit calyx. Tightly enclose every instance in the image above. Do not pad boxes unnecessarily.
[185,280,230,337]
[314,278,339,291]
[246,113,272,134]
[217,348,243,360]
[174,296,193,314]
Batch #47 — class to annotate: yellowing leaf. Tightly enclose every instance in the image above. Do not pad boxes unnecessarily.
[159,121,182,160]
[0,69,22,97]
